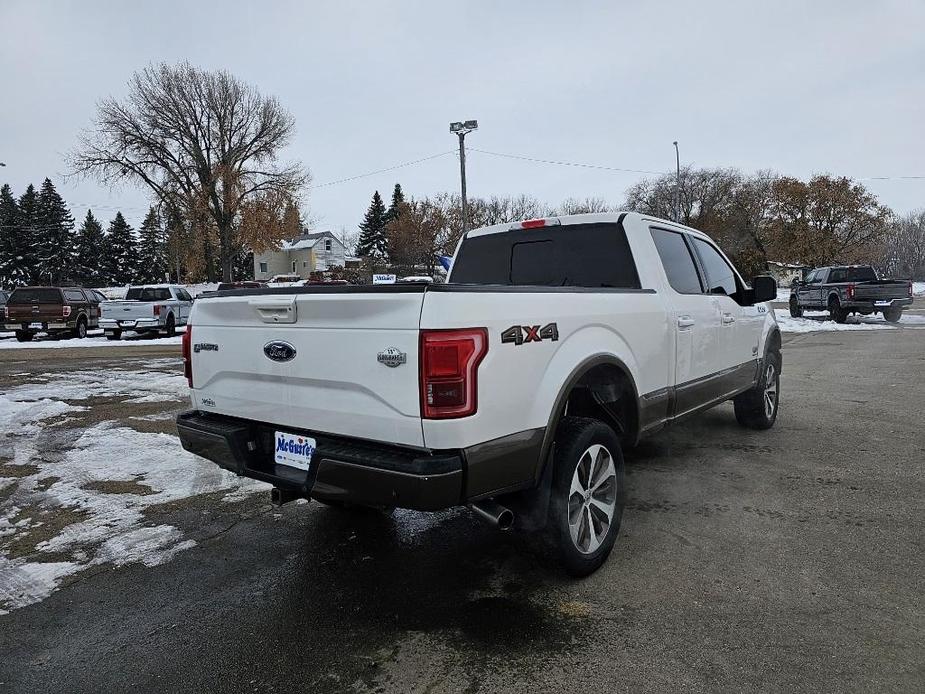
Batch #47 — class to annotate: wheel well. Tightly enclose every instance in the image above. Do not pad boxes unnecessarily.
[560,363,638,445]
[827,292,840,306]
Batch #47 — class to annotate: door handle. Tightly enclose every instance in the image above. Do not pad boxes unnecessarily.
[722,313,735,325]
[677,316,695,329]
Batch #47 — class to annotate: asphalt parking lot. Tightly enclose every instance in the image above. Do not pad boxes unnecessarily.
[1,325,923,693]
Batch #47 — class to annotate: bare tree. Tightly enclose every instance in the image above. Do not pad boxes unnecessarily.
[70,62,309,282]
[879,210,925,279]
[553,196,613,216]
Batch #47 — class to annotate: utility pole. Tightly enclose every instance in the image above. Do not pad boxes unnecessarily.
[450,120,478,232]
[673,141,681,223]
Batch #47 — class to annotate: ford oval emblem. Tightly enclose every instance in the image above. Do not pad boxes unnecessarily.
[264,341,296,362]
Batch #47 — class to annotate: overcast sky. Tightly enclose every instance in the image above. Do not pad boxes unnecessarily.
[1,0,923,234]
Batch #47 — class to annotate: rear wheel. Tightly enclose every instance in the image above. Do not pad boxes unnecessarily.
[789,297,803,318]
[106,329,122,341]
[74,317,88,339]
[883,308,902,323]
[734,353,780,429]
[15,330,33,343]
[548,417,625,577]
[828,297,848,323]
[164,314,176,337]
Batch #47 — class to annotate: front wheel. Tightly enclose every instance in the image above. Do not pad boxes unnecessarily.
[883,308,902,323]
[789,297,803,318]
[548,417,625,577]
[734,354,780,429]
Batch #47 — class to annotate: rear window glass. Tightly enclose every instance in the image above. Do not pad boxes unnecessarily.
[847,267,877,281]
[450,222,641,288]
[126,287,172,301]
[9,288,62,304]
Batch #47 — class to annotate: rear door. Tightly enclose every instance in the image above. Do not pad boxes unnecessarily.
[189,288,428,447]
[649,227,719,413]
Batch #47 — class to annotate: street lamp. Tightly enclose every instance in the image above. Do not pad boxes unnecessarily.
[450,120,478,232]
[672,141,680,223]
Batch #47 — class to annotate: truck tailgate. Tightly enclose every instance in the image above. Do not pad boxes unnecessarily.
[853,282,908,300]
[102,301,156,321]
[189,290,426,448]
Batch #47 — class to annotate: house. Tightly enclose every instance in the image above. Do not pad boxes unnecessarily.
[767,261,810,288]
[253,231,347,280]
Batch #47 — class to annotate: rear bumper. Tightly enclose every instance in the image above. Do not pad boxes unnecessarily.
[101,318,162,331]
[846,297,913,310]
[176,410,465,511]
[4,321,72,331]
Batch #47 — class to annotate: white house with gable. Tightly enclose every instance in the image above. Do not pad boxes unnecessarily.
[253,231,347,280]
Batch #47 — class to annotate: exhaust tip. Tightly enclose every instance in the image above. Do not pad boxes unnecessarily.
[469,500,515,531]
[497,509,514,532]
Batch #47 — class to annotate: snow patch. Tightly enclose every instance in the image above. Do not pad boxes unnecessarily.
[4,363,187,405]
[0,334,183,350]
[775,309,925,333]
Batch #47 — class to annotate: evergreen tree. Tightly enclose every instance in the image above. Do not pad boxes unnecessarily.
[384,183,405,226]
[0,184,25,286]
[74,210,107,286]
[34,178,76,285]
[103,212,139,285]
[356,190,389,258]
[17,185,41,284]
[136,207,169,283]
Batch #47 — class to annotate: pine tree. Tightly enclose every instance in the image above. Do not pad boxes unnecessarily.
[34,178,76,285]
[74,210,107,286]
[17,185,41,284]
[136,207,168,283]
[0,184,23,286]
[356,190,389,258]
[384,183,405,226]
[103,212,139,286]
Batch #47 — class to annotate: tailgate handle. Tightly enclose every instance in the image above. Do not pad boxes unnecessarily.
[250,298,298,324]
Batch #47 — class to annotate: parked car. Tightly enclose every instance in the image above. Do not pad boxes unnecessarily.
[268,274,302,285]
[398,276,434,284]
[100,285,192,340]
[3,286,101,341]
[0,290,9,320]
[176,212,780,576]
[789,265,913,323]
[217,281,266,291]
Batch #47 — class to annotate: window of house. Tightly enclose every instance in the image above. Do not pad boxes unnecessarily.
[291,261,296,273]
[303,261,308,268]
[325,239,332,252]
[650,228,703,294]
[259,262,268,273]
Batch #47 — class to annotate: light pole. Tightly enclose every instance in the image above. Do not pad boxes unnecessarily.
[672,141,680,223]
[450,120,478,232]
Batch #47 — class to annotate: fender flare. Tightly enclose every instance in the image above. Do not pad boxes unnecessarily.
[535,354,640,485]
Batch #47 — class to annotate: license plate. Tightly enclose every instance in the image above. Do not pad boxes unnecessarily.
[874,300,892,307]
[29,322,43,329]
[274,431,316,471]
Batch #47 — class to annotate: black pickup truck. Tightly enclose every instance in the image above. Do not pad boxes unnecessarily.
[789,265,913,323]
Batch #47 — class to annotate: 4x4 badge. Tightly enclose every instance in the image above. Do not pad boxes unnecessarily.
[377,347,407,368]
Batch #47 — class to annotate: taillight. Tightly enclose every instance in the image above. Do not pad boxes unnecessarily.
[62,305,71,318]
[909,282,914,298]
[846,284,855,299]
[182,325,193,388]
[420,328,488,419]
[154,304,161,316]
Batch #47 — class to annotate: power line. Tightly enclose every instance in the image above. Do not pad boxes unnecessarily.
[309,150,456,189]
[468,147,667,176]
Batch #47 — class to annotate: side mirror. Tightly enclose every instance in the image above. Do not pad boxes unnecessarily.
[751,275,777,303]
[791,278,803,287]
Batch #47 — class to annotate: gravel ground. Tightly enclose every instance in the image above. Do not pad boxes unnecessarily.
[0,327,923,693]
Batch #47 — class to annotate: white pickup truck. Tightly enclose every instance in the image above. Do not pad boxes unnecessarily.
[177,213,781,575]
[101,285,193,340]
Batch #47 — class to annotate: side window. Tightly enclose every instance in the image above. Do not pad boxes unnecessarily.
[691,238,738,297]
[650,228,703,294]
[64,289,85,303]
[828,269,846,283]
[177,289,192,302]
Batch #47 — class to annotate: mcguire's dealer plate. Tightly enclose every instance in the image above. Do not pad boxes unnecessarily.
[874,300,892,306]
[274,431,316,471]
[29,322,43,329]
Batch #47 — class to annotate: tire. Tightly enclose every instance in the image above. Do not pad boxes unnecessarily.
[106,330,122,341]
[734,352,781,430]
[75,317,88,339]
[828,297,847,324]
[789,297,803,318]
[164,314,176,337]
[883,308,902,323]
[15,331,33,343]
[547,416,625,577]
